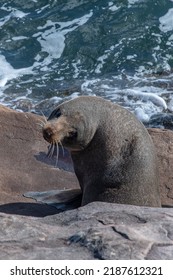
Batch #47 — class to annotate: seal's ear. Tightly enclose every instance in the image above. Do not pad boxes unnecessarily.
[48,108,61,121]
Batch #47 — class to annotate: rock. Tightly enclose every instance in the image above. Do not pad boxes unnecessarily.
[0,202,173,259]
[0,104,79,216]
[148,128,173,207]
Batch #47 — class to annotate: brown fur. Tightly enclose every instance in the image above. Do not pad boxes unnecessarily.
[43,96,161,207]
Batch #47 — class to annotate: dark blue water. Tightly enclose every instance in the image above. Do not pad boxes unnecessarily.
[0,0,173,124]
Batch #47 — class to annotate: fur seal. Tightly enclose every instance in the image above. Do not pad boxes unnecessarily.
[42,96,161,207]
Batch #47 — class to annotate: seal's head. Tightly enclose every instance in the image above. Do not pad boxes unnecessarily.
[42,98,98,152]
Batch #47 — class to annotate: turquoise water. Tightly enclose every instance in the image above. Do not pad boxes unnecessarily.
[0,0,173,124]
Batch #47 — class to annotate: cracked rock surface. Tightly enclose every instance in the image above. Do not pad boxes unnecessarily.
[0,202,173,259]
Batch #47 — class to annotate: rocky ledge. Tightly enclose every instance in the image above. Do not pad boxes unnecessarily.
[0,104,173,259]
[0,202,173,260]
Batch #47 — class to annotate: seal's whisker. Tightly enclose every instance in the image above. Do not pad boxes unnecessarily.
[40,111,47,125]
[47,143,54,158]
[55,141,59,167]
[37,126,43,131]
[37,122,44,129]
[59,140,65,157]
[47,144,52,158]
[39,119,47,125]
[51,142,56,158]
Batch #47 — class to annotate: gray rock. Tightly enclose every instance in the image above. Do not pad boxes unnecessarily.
[0,202,173,259]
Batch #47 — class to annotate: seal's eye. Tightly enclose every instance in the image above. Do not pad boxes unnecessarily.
[69,131,77,139]
[48,108,61,121]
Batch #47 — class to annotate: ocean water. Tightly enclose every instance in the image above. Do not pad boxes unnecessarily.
[0,0,173,127]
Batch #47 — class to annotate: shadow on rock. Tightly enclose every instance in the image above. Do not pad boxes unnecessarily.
[0,202,62,217]
[34,149,74,172]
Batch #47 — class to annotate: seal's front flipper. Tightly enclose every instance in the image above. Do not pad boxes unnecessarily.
[24,189,82,211]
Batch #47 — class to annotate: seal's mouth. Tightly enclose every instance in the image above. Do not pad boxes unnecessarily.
[42,120,68,165]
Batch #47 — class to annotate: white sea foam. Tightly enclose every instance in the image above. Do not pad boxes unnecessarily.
[126,54,137,60]
[72,60,82,78]
[0,55,33,87]
[0,7,29,27]
[70,92,81,99]
[81,79,101,92]
[37,32,65,60]
[95,53,110,74]
[80,77,168,123]
[123,89,167,110]
[36,4,50,14]
[108,2,120,12]
[11,10,29,18]
[12,36,28,41]
[134,107,150,123]
[0,10,94,91]
[128,0,140,7]
[159,8,173,32]
[33,11,93,69]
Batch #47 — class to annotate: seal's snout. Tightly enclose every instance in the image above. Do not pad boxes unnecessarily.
[43,127,53,143]
[42,117,67,144]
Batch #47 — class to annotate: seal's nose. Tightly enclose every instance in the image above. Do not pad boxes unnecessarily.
[43,127,53,142]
